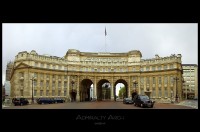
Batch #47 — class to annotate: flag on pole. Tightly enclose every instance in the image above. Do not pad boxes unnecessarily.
[105,27,107,36]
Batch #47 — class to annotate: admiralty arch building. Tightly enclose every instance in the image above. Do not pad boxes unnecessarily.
[10,49,183,102]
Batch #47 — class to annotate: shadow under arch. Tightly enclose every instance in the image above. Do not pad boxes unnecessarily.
[80,79,93,102]
[97,79,111,101]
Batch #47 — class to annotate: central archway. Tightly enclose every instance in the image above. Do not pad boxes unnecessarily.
[80,79,93,102]
[114,79,128,101]
[97,79,111,101]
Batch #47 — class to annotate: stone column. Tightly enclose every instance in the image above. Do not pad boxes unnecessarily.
[111,77,114,101]
[93,76,97,99]
[128,76,131,98]
[76,75,80,101]
[67,75,70,99]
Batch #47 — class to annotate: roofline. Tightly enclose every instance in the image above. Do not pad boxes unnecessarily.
[182,64,198,66]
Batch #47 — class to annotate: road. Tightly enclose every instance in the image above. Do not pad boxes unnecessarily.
[2,101,195,109]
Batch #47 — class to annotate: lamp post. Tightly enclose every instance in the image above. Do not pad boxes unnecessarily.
[133,80,138,92]
[30,76,35,104]
[174,77,179,103]
[171,90,173,103]
[71,80,75,102]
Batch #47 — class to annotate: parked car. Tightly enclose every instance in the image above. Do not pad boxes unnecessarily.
[123,97,134,104]
[54,98,65,103]
[133,95,154,108]
[37,98,55,104]
[12,98,29,106]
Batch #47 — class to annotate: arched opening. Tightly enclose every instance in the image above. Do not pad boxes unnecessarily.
[114,79,128,101]
[80,79,93,102]
[115,83,124,101]
[97,79,111,101]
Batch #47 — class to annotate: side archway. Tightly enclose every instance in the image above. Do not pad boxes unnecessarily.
[80,79,93,102]
[114,79,128,101]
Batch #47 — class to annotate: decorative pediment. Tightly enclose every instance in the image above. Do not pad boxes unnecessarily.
[15,62,30,69]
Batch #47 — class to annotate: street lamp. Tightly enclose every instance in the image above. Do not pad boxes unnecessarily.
[133,80,138,92]
[30,76,36,104]
[173,77,179,103]
[71,80,75,102]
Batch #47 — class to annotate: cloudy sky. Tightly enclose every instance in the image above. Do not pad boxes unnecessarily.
[2,23,198,86]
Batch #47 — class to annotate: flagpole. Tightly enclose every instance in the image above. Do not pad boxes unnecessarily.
[105,27,107,52]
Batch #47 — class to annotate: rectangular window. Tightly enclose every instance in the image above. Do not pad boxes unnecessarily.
[46,74,49,79]
[35,62,38,67]
[40,81,43,87]
[64,90,66,96]
[58,91,61,96]
[158,66,161,70]
[59,66,62,70]
[34,90,37,96]
[152,89,156,97]
[159,77,162,84]
[152,66,155,71]
[146,67,149,71]
[159,89,162,97]
[52,90,55,96]
[20,90,23,96]
[53,65,56,69]
[64,82,67,88]
[153,77,156,84]
[52,81,55,88]
[46,81,49,87]
[58,82,61,88]
[47,64,50,69]
[164,76,168,84]
[34,81,37,87]
[170,76,174,84]
[40,74,44,79]
[141,89,144,95]
[40,90,43,96]
[46,90,49,96]
[19,72,24,77]
[164,65,168,70]
[146,77,149,84]
[140,77,144,84]
[53,75,55,79]
[41,63,44,68]
[133,67,136,71]
[58,76,61,79]
[34,73,37,77]
[165,89,168,97]
[64,75,67,79]
[20,80,24,86]
[170,64,173,69]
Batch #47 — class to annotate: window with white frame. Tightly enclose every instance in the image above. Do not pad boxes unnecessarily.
[158,66,161,70]
[152,66,155,71]
[35,62,38,67]
[133,67,136,71]
[170,64,173,69]
[41,63,44,68]
[164,65,168,70]
[47,64,50,69]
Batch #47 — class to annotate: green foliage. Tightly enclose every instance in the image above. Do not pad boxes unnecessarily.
[118,87,126,98]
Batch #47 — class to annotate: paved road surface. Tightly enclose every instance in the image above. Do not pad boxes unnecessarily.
[2,101,195,109]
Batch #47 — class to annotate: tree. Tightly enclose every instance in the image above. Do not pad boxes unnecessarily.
[118,87,126,99]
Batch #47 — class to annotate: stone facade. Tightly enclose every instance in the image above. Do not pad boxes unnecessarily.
[10,49,183,102]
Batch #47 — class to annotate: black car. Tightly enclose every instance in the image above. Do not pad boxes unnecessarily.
[37,98,55,104]
[133,95,154,108]
[54,98,65,103]
[123,98,134,104]
[12,98,29,106]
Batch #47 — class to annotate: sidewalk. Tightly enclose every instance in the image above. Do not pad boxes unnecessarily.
[176,100,198,109]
